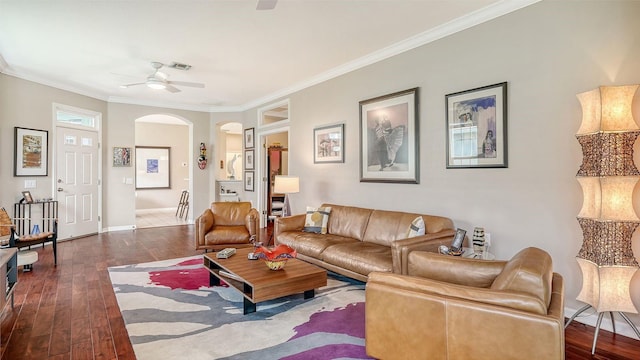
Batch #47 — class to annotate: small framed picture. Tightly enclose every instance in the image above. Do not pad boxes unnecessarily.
[244,127,255,149]
[14,127,49,176]
[245,149,255,170]
[113,147,132,167]
[314,124,344,163]
[22,191,34,204]
[244,171,255,192]
[446,82,508,168]
[451,228,467,251]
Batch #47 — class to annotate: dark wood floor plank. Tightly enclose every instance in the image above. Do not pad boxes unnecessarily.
[1,224,639,359]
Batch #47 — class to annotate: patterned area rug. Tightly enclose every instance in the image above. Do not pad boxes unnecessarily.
[107,255,372,360]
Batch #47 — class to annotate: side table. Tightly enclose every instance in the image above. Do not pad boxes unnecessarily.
[463,247,495,260]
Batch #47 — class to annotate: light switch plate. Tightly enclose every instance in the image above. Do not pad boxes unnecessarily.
[24,180,36,189]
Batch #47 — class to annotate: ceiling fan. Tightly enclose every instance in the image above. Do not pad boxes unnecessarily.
[120,62,205,93]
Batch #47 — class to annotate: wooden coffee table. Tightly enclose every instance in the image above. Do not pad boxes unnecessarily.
[203,248,327,314]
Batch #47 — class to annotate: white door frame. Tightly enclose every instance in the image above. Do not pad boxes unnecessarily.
[52,103,103,238]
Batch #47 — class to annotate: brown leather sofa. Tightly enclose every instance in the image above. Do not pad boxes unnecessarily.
[365,247,565,360]
[274,203,456,282]
[195,202,259,251]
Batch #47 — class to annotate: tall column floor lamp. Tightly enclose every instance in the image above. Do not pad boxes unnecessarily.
[565,85,640,354]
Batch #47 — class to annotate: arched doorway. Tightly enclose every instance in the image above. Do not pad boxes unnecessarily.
[134,114,192,228]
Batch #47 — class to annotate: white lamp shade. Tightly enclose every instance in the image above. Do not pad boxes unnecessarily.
[273,176,299,194]
[577,176,640,221]
[577,85,639,135]
[576,257,639,313]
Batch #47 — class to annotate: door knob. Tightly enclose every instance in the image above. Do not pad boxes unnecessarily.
[57,188,63,192]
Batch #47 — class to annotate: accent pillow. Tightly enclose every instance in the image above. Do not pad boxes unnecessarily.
[303,206,332,234]
[406,216,426,238]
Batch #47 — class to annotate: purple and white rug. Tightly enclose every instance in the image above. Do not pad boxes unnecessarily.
[107,255,372,360]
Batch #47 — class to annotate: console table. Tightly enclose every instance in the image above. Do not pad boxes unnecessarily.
[12,201,58,265]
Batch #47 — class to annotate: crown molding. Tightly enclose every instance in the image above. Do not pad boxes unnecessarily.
[2,0,540,114]
[232,0,541,112]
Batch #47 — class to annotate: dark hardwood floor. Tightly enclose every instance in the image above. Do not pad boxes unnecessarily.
[1,224,639,359]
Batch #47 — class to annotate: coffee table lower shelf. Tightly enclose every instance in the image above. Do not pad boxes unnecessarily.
[203,249,327,314]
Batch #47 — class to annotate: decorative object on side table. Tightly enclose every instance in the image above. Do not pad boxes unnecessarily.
[438,228,466,256]
[564,84,640,354]
[254,244,297,270]
[472,227,485,256]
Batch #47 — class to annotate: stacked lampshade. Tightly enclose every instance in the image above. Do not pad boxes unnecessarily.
[575,85,640,314]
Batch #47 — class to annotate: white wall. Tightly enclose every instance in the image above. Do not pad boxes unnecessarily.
[240,0,640,334]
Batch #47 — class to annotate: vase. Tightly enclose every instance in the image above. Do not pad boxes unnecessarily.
[472,227,485,255]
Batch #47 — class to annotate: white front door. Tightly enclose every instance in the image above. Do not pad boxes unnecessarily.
[55,127,99,239]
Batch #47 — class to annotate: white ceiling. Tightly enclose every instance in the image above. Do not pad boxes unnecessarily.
[0,0,537,112]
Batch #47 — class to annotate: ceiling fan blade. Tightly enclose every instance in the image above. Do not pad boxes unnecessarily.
[256,0,277,10]
[168,80,205,88]
[120,82,145,88]
[165,84,181,93]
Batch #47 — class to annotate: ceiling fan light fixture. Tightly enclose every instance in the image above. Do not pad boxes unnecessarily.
[146,78,167,90]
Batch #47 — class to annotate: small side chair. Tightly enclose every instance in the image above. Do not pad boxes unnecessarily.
[195,202,259,252]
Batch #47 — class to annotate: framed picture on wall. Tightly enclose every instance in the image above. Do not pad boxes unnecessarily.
[446,82,508,168]
[244,171,255,192]
[245,149,255,170]
[135,146,171,189]
[244,127,255,149]
[14,127,49,176]
[359,88,419,183]
[113,147,132,167]
[314,123,344,163]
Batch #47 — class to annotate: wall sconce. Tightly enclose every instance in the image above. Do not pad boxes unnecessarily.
[565,85,640,354]
[273,175,299,217]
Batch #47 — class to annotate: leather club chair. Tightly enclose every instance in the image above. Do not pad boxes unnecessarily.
[195,202,259,252]
[365,247,565,360]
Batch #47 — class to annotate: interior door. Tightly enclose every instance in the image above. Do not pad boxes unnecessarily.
[56,127,99,239]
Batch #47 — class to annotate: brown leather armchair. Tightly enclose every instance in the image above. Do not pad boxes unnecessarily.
[365,247,565,360]
[195,202,259,251]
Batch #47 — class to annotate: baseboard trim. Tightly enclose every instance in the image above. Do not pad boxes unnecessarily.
[104,225,136,232]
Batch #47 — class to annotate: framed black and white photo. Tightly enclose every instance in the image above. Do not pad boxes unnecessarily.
[244,171,255,192]
[244,127,255,149]
[14,127,48,176]
[359,88,419,183]
[244,149,255,170]
[314,124,344,163]
[446,82,508,168]
[135,146,171,189]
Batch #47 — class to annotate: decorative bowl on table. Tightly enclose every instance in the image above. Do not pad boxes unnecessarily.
[254,244,297,270]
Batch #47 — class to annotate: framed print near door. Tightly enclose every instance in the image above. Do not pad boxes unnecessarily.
[359,88,419,183]
[244,171,255,192]
[135,146,171,189]
[446,82,507,168]
[14,127,49,176]
[314,124,344,163]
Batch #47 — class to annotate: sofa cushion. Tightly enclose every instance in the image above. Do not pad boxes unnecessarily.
[321,242,393,275]
[303,206,331,234]
[363,210,427,247]
[321,204,372,241]
[490,247,553,308]
[277,231,357,258]
[406,216,426,238]
[211,202,251,226]
[204,226,250,245]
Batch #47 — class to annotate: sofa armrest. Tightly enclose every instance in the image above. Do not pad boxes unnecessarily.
[368,271,549,315]
[274,214,305,238]
[245,208,260,242]
[390,228,456,274]
[195,209,214,248]
[407,251,507,288]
